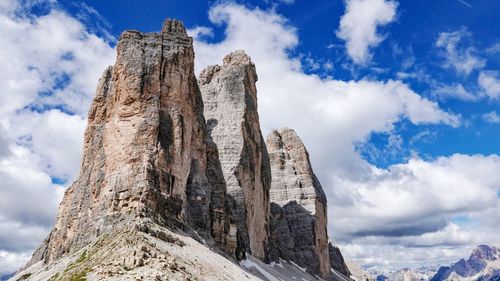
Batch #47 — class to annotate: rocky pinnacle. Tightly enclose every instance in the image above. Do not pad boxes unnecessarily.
[19,17,353,281]
[26,19,235,266]
[199,50,271,260]
[266,128,332,279]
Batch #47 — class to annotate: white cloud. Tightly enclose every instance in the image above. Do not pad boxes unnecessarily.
[483,111,500,124]
[478,71,500,99]
[486,42,500,54]
[433,83,479,101]
[331,154,500,239]
[0,251,31,277]
[0,0,114,274]
[10,110,86,178]
[187,26,213,39]
[336,0,398,65]
[0,144,66,275]
[435,28,485,76]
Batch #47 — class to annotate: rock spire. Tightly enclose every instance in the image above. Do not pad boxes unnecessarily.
[266,128,332,279]
[199,50,271,260]
[16,18,353,281]
[26,18,234,267]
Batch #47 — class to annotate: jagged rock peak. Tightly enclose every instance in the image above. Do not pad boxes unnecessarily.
[267,128,333,279]
[222,50,254,66]
[199,50,271,261]
[266,127,327,213]
[470,245,499,261]
[161,18,187,34]
[199,50,257,85]
[24,17,235,269]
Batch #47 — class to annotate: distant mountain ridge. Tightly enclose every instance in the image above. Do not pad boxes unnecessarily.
[353,245,500,281]
[431,245,500,281]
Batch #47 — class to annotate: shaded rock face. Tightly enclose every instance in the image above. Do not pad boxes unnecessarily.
[266,128,332,278]
[431,267,452,281]
[198,50,271,260]
[329,243,352,278]
[27,19,234,266]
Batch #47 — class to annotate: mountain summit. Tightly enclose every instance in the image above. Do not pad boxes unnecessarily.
[430,245,500,281]
[11,19,351,281]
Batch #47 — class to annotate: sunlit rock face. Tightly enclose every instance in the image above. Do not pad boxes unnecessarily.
[199,50,271,260]
[26,19,235,267]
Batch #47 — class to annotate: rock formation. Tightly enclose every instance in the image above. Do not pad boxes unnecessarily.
[266,128,332,279]
[26,18,235,268]
[199,50,271,260]
[14,18,353,281]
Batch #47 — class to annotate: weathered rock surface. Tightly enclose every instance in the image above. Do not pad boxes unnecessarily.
[14,220,260,281]
[26,18,235,268]
[13,219,334,281]
[199,50,271,260]
[266,128,332,279]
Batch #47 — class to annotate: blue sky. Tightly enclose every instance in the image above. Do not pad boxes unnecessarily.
[0,0,499,276]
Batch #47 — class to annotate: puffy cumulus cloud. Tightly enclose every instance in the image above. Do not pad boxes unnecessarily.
[0,6,115,116]
[0,251,31,277]
[336,0,398,65]
[331,154,500,270]
[0,144,66,275]
[331,154,500,239]
[9,109,86,179]
[190,3,498,270]
[435,28,486,76]
[0,0,114,274]
[483,111,500,124]
[478,71,500,100]
[0,145,65,227]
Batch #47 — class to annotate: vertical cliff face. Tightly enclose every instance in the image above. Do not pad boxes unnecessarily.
[198,50,271,260]
[27,19,233,266]
[266,128,332,278]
